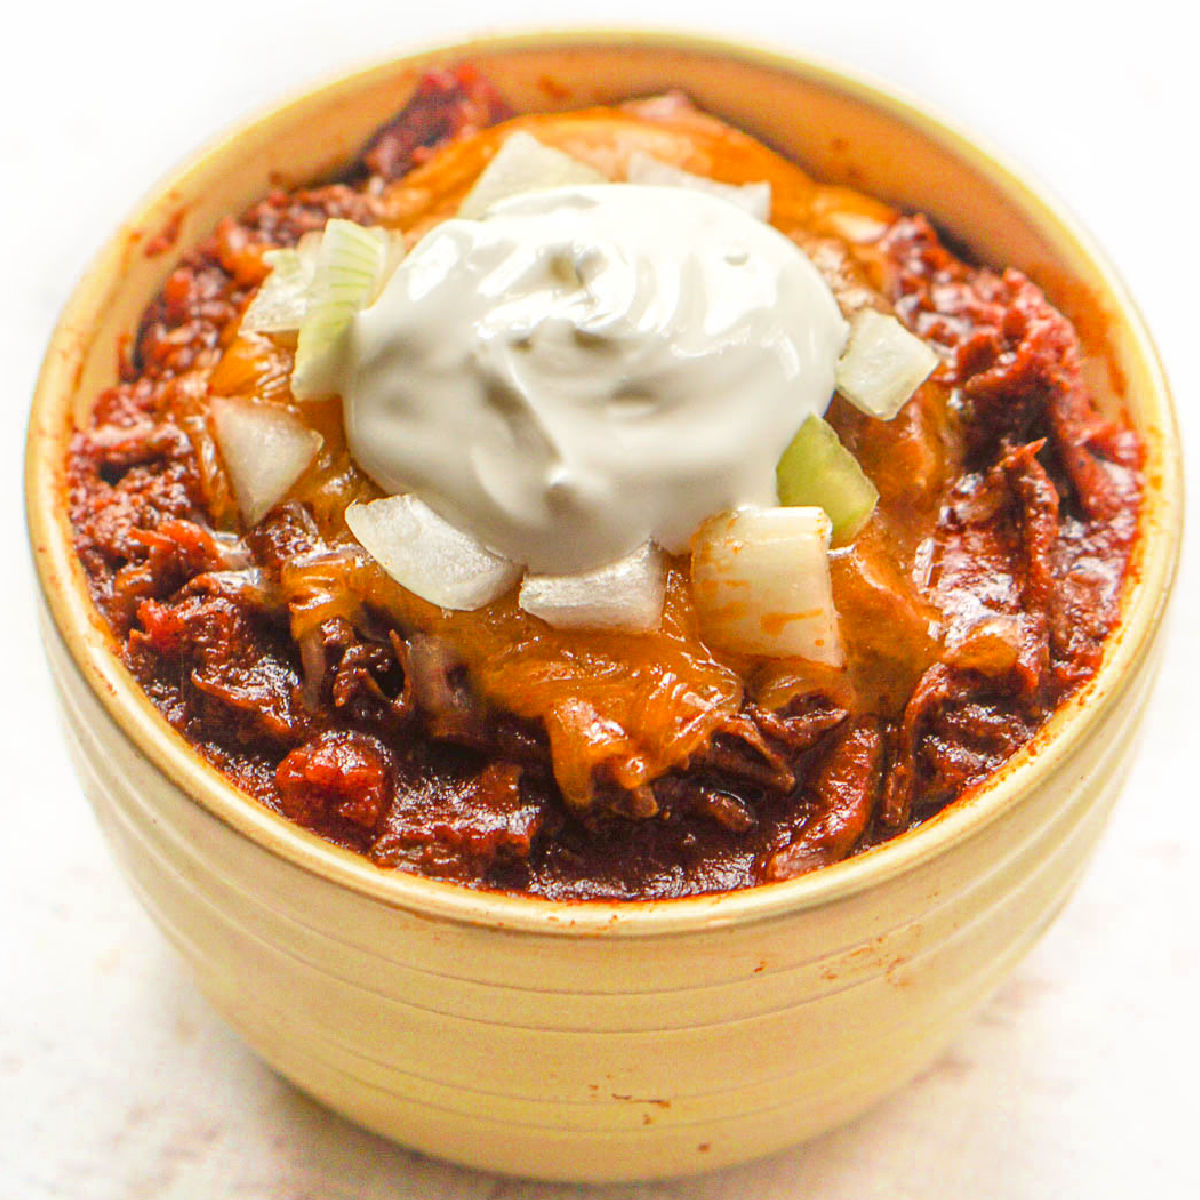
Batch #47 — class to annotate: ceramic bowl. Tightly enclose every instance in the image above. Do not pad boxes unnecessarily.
[25,31,1183,1182]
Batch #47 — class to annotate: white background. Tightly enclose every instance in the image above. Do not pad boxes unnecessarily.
[2,2,1196,1197]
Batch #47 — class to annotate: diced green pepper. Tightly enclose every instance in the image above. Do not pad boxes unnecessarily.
[776,414,878,544]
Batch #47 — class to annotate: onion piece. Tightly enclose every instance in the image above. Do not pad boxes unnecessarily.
[291,220,392,399]
[210,398,323,526]
[691,506,843,664]
[519,542,666,632]
[835,309,939,420]
[458,131,607,219]
[345,494,521,611]
[776,414,878,544]
[240,235,321,333]
[626,151,771,220]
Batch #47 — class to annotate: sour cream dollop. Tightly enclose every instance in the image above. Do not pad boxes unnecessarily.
[341,184,848,574]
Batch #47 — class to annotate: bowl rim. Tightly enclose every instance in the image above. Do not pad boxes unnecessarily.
[26,27,1184,939]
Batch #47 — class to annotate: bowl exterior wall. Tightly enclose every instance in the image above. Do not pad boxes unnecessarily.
[43,605,1161,1179]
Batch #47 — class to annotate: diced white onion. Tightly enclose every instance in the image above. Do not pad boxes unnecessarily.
[240,237,321,333]
[519,542,666,632]
[345,494,521,611]
[625,151,771,221]
[243,227,402,341]
[210,398,323,526]
[291,220,393,400]
[458,131,607,219]
[835,309,939,420]
[691,506,843,664]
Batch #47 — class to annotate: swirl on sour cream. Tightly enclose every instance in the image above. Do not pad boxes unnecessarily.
[338,183,849,576]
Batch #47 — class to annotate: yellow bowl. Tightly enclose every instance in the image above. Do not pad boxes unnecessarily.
[25,31,1183,1182]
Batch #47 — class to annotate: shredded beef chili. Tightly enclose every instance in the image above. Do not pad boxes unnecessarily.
[66,68,1144,899]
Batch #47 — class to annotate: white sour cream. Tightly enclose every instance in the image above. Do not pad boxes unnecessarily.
[341,184,848,574]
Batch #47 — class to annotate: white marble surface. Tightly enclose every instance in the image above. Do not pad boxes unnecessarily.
[3,2,1197,1196]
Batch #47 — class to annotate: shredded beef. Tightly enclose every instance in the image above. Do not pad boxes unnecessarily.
[372,759,544,879]
[277,731,394,834]
[354,64,513,182]
[880,214,1143,531]
[765,717,884,880]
